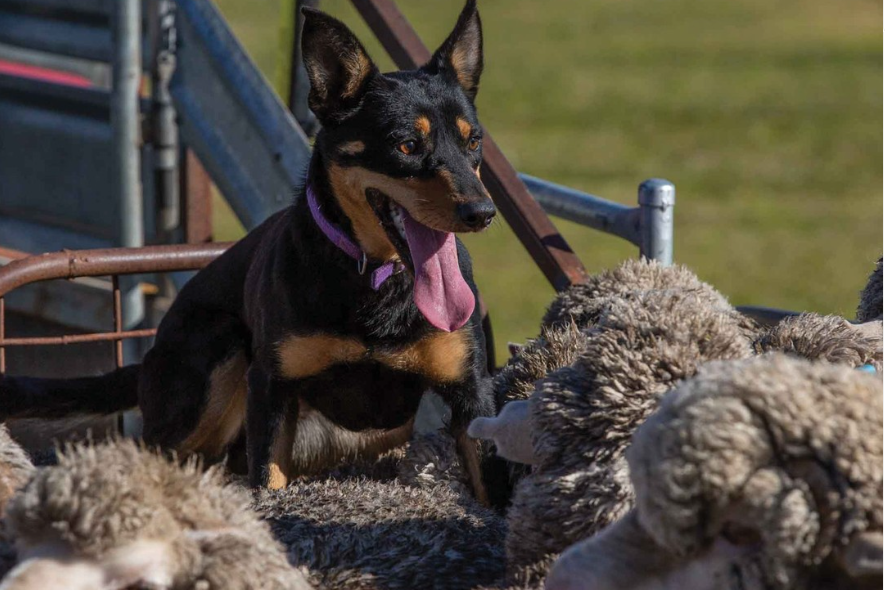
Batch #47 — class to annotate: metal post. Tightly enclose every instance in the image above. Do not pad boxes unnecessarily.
[638,179,675,265]
[111,0,145,332]
[151,0,180,237]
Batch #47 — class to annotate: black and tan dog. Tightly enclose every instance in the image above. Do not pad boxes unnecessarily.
[0,1,500,502]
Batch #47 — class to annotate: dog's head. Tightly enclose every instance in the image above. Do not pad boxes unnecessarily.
[302,0,494,266]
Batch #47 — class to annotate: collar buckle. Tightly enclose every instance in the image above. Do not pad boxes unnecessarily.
[357,251,368,275]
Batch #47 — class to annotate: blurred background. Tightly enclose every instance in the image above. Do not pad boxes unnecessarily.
[213,0,883,357]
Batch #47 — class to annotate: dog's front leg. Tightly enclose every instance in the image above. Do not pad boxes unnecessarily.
[246,364,297,489]
[438,375,496,507]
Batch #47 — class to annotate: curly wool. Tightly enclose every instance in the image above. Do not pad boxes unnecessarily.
[753,313,882,371]
[5,439,307,589]
[256,478,506,590]
[0,426,33,514]
[493,323,587,407]
[628,354,883,589]
[506,289,752,577]
[857,257,883,322]
[395,430,469,495]
[541,258,756,338]
[489,323,588,489]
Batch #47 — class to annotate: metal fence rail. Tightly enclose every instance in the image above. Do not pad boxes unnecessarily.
[520,175,676,265]
[0,243,232,374]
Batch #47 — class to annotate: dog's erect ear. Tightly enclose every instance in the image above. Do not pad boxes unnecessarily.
[426,0,483,101]
[301,8,377,124]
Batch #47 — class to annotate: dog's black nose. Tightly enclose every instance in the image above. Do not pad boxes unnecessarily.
[457,200,496,230]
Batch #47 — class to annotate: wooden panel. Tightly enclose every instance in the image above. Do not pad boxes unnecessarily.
[182,149,213,243]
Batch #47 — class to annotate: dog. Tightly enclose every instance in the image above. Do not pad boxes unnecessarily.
[0,0,500,503]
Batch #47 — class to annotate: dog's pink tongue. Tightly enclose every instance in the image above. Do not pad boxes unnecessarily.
[402,210,475,332]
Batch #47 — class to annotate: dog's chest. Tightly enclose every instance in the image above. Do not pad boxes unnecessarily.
[274,329,470,384]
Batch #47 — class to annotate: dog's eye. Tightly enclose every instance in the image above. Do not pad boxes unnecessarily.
[398,140,418,155]
[468,136,481,151]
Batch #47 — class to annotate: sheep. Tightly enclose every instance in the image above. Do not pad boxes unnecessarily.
[0,427,32,516]
[541,258,757,338]
[546,354,883,590]
[857,257,883,322]
[480,259,751,489]
[254,438,507,590]
[753,312,882,370]
[503,288,752,579]
[471,323,588,485]
[1,438,310,590]
[0,427,34,581]
[395,429,470,495]
[492,323,587,408]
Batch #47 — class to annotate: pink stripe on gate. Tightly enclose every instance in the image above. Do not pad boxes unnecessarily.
[0,60,93,88]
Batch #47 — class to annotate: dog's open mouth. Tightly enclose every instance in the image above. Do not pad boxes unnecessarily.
[367,188,413,270]
[366,188,475,332]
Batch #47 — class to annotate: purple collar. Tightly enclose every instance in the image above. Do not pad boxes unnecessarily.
[307,185,401,290]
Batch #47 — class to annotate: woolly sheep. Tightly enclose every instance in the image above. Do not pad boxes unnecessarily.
[1,439,310,590]
[470,323,587,473]
[0,427,32,515]
[541,258,756,338]
[504,288,752,578]
[0,427,33,580]
[753,312,882,371]
[255,434,507,590]
[478,259,751,484]
[547,354,883,590]
[857,257,883,322]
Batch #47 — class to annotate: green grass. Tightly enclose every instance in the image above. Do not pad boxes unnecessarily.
[212,0,882,360]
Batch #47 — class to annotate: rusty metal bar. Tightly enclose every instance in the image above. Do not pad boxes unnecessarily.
[0,248,27,262]
[0,297,5,374]
[0,330,158,347]
[112,275,124,367]
[350,0,588,291]
[0,243,233,298]
[0,243,233,376]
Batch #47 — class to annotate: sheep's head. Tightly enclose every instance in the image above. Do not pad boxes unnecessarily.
[548,355,883,590]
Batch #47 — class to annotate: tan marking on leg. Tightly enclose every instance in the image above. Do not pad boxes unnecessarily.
[276,333,366,380]
[338,140,365,155]
[457,430,489,506]
[267,414,296,490]
[179,352,248,458]
[456,117,472,140]
[267,463,288,490]
[375,329,471,384]
[415,115,431,136]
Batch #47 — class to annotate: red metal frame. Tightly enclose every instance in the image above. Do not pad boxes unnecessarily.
[0,243,232,375]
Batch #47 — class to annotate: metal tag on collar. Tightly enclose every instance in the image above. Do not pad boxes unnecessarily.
[357,251,368,275]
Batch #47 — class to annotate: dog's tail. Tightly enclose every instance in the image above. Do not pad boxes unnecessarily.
[0,365,140,420]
